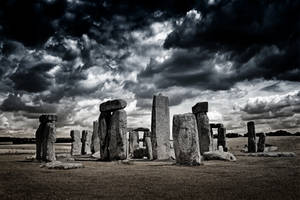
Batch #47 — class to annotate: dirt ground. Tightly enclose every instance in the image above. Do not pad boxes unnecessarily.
[0,136,299,200]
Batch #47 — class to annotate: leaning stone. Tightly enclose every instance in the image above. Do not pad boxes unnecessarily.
[192,102,208,114]
[247,121,257,153]
[40,161,84,170]
[173,113,201,166]
[203,151,237,161]
[91,121,100,153]
[70,130,82,156]
[109,109,127,160]
[81,130,92,155]
[257,133,266,152]
[246,152,296,157]
[195,111,212,154]
[151,94,171,160]
[100,99,127,112]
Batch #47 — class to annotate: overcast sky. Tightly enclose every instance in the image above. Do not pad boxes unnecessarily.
[0,0,299,137]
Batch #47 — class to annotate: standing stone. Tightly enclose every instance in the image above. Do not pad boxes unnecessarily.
[192,102,212,154]
[247,121,257,153]
[217,126,227,152]
[98,112,110,160]
[81,130,92,155]
[151,94,170,160]
[35,114,57,162]
[173,113,201,165]
[145,130,153,160]
[257,133,266,152]
[70,130,82,156]
[129,130,139,157]
[210,125,215,151]
[109,109,127,160]
[91,121,100,153]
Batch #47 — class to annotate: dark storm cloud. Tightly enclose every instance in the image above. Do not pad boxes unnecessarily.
[159,0,300,90]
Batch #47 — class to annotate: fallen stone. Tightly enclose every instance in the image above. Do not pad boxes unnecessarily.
[151,94,171,160]
[92,151,100,159]
[40,161,84,169]
[246,152,296,157]
[25,155,36,161]
[203,150,237,161]
[265,145,279,152]
[100,99,127,112]
[173,113,201,166]
[192,102,208,114]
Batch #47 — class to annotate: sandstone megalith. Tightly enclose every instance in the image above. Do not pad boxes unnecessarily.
[217,125,227,151]
[70,130,82,156]
[98,99,128,161]
[91,120,100,153]
[257,133,266,152]
[173,113,201,165]
[145,130,153,160]
[81,130,92,155]
[35,114,57,162]
[129,130,139,157]
[247,121,257,153]
[151,94,170,160]
[192,102,212,154]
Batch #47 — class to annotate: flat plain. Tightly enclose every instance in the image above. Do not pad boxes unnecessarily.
[0,136,299,200]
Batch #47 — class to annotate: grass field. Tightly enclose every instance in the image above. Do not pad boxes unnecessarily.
[0,136,299,200]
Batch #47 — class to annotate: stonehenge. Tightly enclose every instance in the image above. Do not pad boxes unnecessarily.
[192,102,212,154]
[173,113,201,165]
[210,123,227,152]
[151,94,171,160]
[81,130,92,155]
[257,133,266,152]
[35,114,57,162]
[70,130,82,156]
[98,99,128,161]
[247,121,257,153]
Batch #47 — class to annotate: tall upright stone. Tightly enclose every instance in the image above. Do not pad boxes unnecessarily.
[144,130,153,160]
[192,102,212,154]
[36,114,57,162]
[151,94,170,160]
[98,112,110,160]
[70,130,82,156]
[257,133,266,152]
[129,130,139,157]
[81,130,92,155]
[109,109,127,160]
[217,125,227,151]
[173,113,201,165]
[91,121,100,153]
[247,121,257,153]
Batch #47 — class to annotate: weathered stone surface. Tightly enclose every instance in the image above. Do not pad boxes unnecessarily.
[246,152,296,157]
[81,130,92,155]
[129,130,139,157]
[195,112,212,154]
[109,109,127,160]
[192,102,208,114]
[247,121,257,153]
[217,127,227,152]
[98,112,110,160]
[70,130,82,156]
[100,99,127,112]
[92,151,100,159]
[173,113,201,166]
[91,121,100,153]
[35,123,44,160]
[40,161,84,170]
[257,133,266,152]
[203,150,237,161]
[151,94,170,160]
[145,131,153,160]
[42,121,56,162]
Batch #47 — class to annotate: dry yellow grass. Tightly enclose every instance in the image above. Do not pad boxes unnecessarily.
[0,136,299,200]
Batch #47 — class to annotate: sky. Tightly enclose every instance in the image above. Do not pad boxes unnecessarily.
[0,0,299,138]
